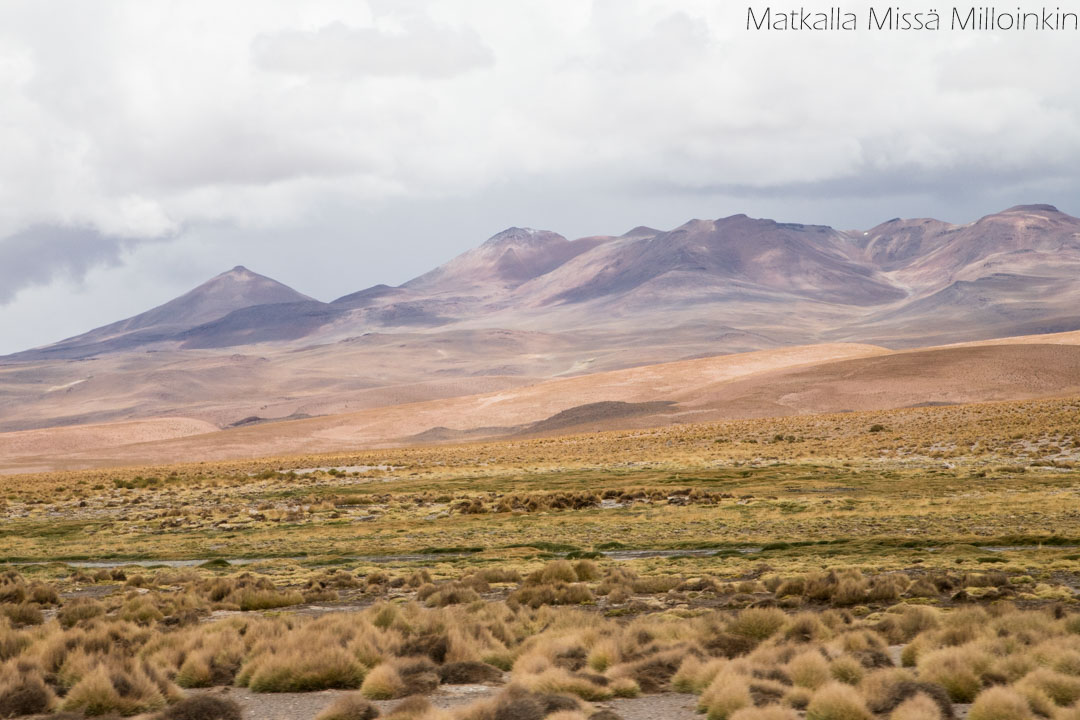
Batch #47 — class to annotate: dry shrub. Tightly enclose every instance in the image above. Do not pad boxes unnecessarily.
[395,657,441,696]
[750,677,788,706]
[700,671,752,720]
[784,686,813,710]
[0,660,56,717]
[521,668,612,701]
[510,584,594,609]
[867,575,909,603]
[573,561,601,582]
[425,585,481,608]
[889,693,942,720]
[315,692,381,720]
[830,656,865,685]
[788,651,831,690]
[805,682,873,720]
[121,597,165,626]
[539,561,579,585]
[1017,668,1080,706]
[158,694,243,720]
[775,579,805,598]
[831,578,869,607]
[609,648,686,694]
[905,578,940,598]
[730,706,801,720]
[243,643,366,692]
[804,572,845,603]
[476,568,521,584]
[61,663,168,716]
[587,712,621,720]
[175,627,245,688]
[630,576,681,594]
[586,639,620,673]
[439,661,503,684]
[1013,682,1054,719]
[898,606,940,642]
[457,685,577,720]
[1,603,44,628]
[674,657,729,694]
[785,613,831,643]
[861,669,911,712]
[385,696,431,719]
[27,583,59,605]
[610,676,640,698]
[729,609,787,642]
[400,632,450,664]
[232,588,304,611]
[936,608,988,647]
[58,599,106,628]
[917,647,986,702]
[407,570,434,588]
[858,668,952,719]
[967,687,1032,720]
[361,663,406,700]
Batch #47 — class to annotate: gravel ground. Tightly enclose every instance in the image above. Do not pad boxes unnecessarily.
[605,692,700,719]
[189,684,495,718]
[185,686,702,719]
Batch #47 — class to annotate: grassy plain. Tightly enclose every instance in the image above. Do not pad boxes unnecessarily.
[1,395,1080,718]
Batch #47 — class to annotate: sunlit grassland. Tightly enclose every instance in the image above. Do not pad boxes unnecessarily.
[1,395,1078,580]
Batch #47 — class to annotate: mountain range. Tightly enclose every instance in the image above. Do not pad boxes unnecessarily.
[9,203,1080,362]
[2,202,1080,461]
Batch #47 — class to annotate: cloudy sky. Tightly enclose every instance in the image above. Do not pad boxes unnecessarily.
[1,0,1078,353]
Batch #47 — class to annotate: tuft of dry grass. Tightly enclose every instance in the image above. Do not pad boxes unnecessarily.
[730,706,801,720]
[0,660,56,717]
[729,608,788,642]
[967,687,1033,720]
[916,647,985,703]
[157,694,243,720]
[805,682,873,720]
[700,671,752,720]
[889,693,942,720]
[314,692,381,720]
[788,651,831,690]
[361,662,406,700]
[61,663,167,716]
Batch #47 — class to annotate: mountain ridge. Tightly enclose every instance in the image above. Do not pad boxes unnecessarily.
[5,203,1080,363]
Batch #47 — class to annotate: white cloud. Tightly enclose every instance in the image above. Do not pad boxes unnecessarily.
[252,19,494,78]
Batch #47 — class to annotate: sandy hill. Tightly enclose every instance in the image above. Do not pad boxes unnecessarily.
[4,332,1080,473]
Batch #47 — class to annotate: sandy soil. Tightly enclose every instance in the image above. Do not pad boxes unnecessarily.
[5,334,1080,474]
[0,417,217,457]
[0,342,886,470]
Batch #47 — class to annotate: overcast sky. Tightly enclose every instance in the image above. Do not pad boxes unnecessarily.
[1,0,1079,354]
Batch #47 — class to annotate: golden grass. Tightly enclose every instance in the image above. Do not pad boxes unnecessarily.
[0,394,1077,717]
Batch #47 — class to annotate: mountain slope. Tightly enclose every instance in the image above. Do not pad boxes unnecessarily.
[404,227,606,294]
[839,204,1080,345]
[8,266,314,360]
[517,215,905,309]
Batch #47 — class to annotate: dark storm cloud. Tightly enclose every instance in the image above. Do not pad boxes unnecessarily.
[645,160,1079,204]
[0,226,131,305]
